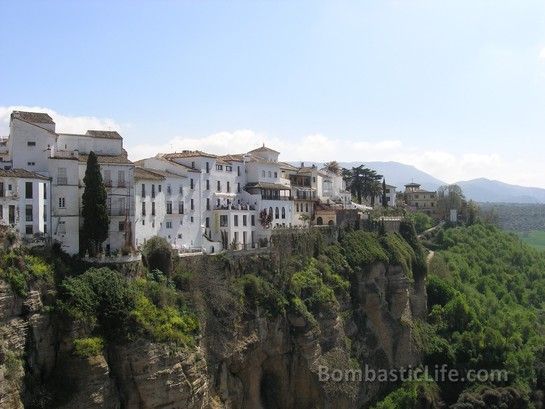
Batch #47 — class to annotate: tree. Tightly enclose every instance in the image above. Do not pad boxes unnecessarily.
[382,179,388,208]
[142,236,173,276]
[81,151,109,256]
[323,161,341,175]
[342,165,383,205]
[437,184,465,221]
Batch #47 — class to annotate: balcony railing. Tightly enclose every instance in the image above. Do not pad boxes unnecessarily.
[57,177,68,185]
[117,181,126,188]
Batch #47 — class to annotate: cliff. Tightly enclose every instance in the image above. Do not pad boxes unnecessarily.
[0,228,429,409]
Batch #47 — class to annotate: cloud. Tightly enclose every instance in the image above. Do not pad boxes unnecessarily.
[0,105,121,136]
[539,47,545,63]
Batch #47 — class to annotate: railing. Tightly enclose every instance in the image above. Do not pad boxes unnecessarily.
[262,195,292,201]
[117,181,126,188]
[57,177,68,185]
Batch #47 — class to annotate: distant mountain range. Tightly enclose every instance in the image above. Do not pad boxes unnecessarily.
[295,160,545,204]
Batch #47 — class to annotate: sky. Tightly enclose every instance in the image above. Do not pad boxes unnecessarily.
[1,1,545,187]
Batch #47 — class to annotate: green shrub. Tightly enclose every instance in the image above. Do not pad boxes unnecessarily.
[381,233,416,275]
[142,236,174,276]
[290,259,337,314]
[236,274,287,316]
[132,294,198,345]
[73,337,104,358]
[340,231,389,269]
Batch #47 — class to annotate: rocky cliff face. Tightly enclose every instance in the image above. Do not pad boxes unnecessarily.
[0,254,426,409]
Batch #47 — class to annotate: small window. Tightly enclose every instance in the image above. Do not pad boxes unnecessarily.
[243,215,247,226]
[141,202,146,216]
[57,221,66,234]
[216,164,223,171]
[220,215,228,227]
[166,201,173,214]
[26,205,33,222]
[27,162,36,166]
[26,225,34,235]
[27,141,36,146]
[166,221,172,229]
[217,181,221,192]
[226,165,232,172]
[206,179,210,190]
[58,197,66,208]
[190,179,194,189]
[118,221,126,231]
[234,215,239,227]
[251,215,255,226]
[191,199,194,210]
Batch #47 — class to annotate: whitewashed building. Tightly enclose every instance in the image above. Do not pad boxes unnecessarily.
[5,111,135,255]
[0,169,50,240]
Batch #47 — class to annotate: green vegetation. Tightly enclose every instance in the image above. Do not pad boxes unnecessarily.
[516,229,545,251]
[372,379,441,409]
[0,250,54,296]
[58,267,198,346]
[407,211,434,234]
[142,236,173,276]
[425,223,545,404]
[73,337,104,358]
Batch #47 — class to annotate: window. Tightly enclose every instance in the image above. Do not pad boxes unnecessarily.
[27,162,35,166]
[118,221,126,231]
[216,164,223,171]
[190,199,194,210]
[227,182,230,193]
[104,170,112,186]
[58,167,68,185]
[243,215,247,226]
[217,181,221,192]
[205,217,210,228]
[275,207,279,219]
[251,215,255,226]
[151,184,156,198]
[141,184,146,197]
[152,202,156,216]
[281,207,286,219]
[117,170,126,187]
[43,184,47,199]
[25,182,33,199]
[220,215,228,227]
[206,198,210,210]
[57,221,66,234]
[178,202,184,214]
[191,161,195,169]
[166,185,170,194]
[27,141,36,146]
[234,215,239,226]
[274,172,278,178]
[190,178,194,189]
[141,202,146,216]
[166,201,173,214]
[237,182,241,193]
[296,203,299,212]
[226,165,232,172]
[166,221,172,229]
[305,203,309,212]
[190,216,194,223]
[26,205,33,222]
[142,220,145,226]
[237,166,241,176]
[58,197,66,208]
[206,162,210,173]
[0,182,3,197]
[262,170,266,177]
[26,225,33,235]
[158,184,162,193]
[179,185,183,194]
[268,171,272,178]
[206,179,210,190]
[0,204,3,219]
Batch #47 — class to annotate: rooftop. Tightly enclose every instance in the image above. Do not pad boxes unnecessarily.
[163,150,217,160]
[85,130,122,140]
[11,111,54,125]
[0,168,49,180]
[248,144,280,155]
[78,150,132,165]
[134,166,166,181]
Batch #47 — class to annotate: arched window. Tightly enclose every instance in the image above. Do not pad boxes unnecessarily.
[269,207,273,217]
[328,220,335,226]
[281,207,286,219]
[316,217,323,225]
[275,207,279,219]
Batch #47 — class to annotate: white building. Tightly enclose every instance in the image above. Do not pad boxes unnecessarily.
[0,169,50,240]
[6,111,134,255]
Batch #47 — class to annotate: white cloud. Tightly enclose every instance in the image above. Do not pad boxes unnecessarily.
[539,47,545,63]
[0,105,121,136]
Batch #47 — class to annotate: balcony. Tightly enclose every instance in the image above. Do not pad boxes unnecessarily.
[57,177,68,185]
[117,181,126,188]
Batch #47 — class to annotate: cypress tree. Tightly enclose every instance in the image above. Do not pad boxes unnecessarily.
[382,178,388,208]
[82,151,109,256]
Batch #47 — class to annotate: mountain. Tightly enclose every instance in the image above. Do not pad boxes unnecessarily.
[455,178,545,204]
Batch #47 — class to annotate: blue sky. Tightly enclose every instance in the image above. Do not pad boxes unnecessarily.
[1,1,545,186]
